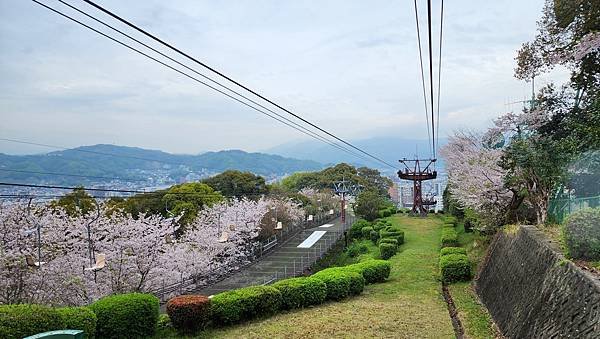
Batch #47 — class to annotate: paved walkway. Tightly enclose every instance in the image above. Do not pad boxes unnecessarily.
[195,214,352,296]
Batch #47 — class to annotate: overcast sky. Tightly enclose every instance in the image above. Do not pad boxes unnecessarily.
[0,0,568,155]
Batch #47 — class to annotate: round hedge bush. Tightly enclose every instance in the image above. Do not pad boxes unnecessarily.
[361,226,374,238]
[439,253,471,283]
[166,295,211,332]
[370,230,380,243]
[351,260,391,283]
[317,269,365,296]
[0,304,64,339]
[90,292,159,339]
[441,228,459,248]
[211,285,282,326]
[379,243,397,260]
[311,270,352,301]
[440,247,467,256]
[379,226,405,245]
[379,238,398,247]
[443,216,458,226]
[56,306,97,338]
[271,277,327,309]
[350,219,371,239]
[564,207,600,260]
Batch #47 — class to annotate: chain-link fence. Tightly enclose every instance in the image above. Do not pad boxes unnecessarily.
[548,195,600,223]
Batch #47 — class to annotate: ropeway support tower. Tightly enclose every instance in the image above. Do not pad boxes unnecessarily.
[397,158,437,216]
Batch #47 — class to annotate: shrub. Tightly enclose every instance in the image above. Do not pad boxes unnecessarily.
[370,230,380,243]
[443,216,458,226]
[361,226,374,239]
[311,270,352,301]
[443,222,455,228]
[345,260,391,283]
[211,286,281,325]
[379,226,405,245]
[441,228,459,248]
[564,207,600,260]
[350,219,371,239]
[90,292,159,339]
[56,306,97,338]
[379,238,399,247]
[156,314,172,331]
[271,277,327,310]
[0,304,63,339]
[379,243,397,260]
[313,268,364,297]
[439,254,471,283]
[166,295,211,332]
[440,247,467,256]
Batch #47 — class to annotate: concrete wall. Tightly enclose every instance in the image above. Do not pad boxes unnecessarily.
[475,226,600,338]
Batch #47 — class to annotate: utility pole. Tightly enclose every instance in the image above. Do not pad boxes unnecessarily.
[398,158,437,216]
[333,177,352,225]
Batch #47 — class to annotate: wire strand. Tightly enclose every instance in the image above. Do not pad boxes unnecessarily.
[436,0,444,161]
[413,0,432,158]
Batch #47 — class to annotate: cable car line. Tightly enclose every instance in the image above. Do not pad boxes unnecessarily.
[413,0,432,158]
[79,0,398,170]
[53,0,370,167]
[31,0,382,168]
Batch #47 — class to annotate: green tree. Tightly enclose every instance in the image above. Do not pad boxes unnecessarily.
[354,189,386,221]
[202,170,268,198]
[50,187,97,217]
[162,182,224,225]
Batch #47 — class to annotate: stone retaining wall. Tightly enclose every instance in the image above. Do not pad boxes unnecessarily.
[475,226,600,338]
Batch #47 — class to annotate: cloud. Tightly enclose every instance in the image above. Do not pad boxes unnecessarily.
[0,0,553,155]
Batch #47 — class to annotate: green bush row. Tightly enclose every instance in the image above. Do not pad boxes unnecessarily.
[443,216,458,226]
[379,242,397,260]
[379,226,405,245]
[0,305,96,339]
[271,277,327,310]
[211,286,281,326]
[90,292,159,338]
[441,228,459,248]
[440,247,467,256]
[439,253,471,283]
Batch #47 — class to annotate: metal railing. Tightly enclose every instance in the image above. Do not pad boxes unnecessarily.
[151,212,345,301]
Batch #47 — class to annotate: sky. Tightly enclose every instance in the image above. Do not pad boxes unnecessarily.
[0,0,570,155]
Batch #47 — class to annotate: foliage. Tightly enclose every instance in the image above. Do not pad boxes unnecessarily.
[563,207,600,260]
[162,182,224,226]
[349,219,370,239]
[379,243,397,260]
[354,189,388,221]
[90,293,159,339]
[210,286,282,326]
[156,313,172,331]
[271,277,327,310]
[379,238,399,248]
[440,247,467,257]
[344,260,391,284]
[441,228,459,248]
[361,226,374,239]
[346,241,369,258]
[379,226,405,245]
[310,269,352,301]
[370,230,380,243]
[56,306,97,338]
[0,304,64,339]
[166,295,211,332]
[314,268,365,296]
[439,254,472,283]
[49,187,97,217]
[443,216,458,226]
[202,170,268,198]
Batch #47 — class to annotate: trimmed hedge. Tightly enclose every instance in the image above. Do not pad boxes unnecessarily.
[361,226,374,238]
[379,243,397,260]
[0,304,97,339]
[370,230,380,243]
[350,219,371,239]
[439,253,471,283]
[379,226,405,245]
[90,292,159,339]
[166,295,211,332]
[345,260,391,283]
[379,238,398,247]
[271,277,327,310]
[443,216,458,226]
[441,228,459,248]
[313,268,365,296]
[56,306,97,338]
[440,247,467,256]
[443,222,455,228]
[0,304,63,339]
[310,270,352,301]
[211,286,281,325]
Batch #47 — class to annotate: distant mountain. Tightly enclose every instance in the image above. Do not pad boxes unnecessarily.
[0,144,324,186]
[265,136,447,173]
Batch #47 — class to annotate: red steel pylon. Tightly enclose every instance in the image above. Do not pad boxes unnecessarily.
[397,158,437,216]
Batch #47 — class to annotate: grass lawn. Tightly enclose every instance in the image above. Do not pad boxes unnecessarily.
[450,222,498,339]
[160,215,456,338]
